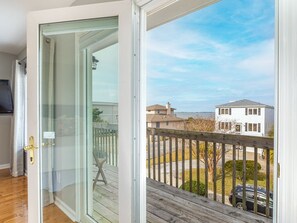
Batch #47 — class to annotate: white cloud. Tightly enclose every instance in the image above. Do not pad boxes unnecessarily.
[236,39,274,76]
[146,0,275,111]
[147,23,231,62]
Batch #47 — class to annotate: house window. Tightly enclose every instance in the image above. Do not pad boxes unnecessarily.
[156,122,160,128]
[220,108,230,115]
[253,123,257,131]
[219,122,231,130]
[166,121,169,126]
[247,123,260,132]
[248,123,253,131]
[235,124,241,132]
[225,122,228,129]
[247,108,259,115]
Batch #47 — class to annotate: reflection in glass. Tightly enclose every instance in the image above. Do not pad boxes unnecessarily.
[40,17,119,223]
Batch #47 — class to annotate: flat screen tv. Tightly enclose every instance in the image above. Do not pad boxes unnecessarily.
[0,80,13,113]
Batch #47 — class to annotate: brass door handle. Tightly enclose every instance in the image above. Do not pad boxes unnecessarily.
[23,136,38,165]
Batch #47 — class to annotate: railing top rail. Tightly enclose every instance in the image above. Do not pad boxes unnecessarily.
[147,128,274,148]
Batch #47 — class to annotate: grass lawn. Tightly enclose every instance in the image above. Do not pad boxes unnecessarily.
[146,146,274,194]
[183,168,274,196]
[147,147,194,166]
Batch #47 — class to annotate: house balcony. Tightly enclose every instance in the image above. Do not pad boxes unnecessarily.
[93,127,273,222]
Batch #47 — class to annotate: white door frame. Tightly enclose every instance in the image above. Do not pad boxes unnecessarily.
[276,0,297,223]
[140,0,280,223]
[27,1,138,222]
[26,0,296,222]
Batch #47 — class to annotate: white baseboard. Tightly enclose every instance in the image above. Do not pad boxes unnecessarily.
[54,196,76,222]
[0,163,10,170]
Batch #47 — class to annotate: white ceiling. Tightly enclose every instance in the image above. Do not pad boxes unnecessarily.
[0,0,215,56]
[0,0,75,55]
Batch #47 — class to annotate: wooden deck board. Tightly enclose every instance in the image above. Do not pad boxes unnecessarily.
[93,164,272,223]
[0,167,272,223]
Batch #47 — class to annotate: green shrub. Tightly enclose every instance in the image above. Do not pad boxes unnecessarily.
[258,172,266,181]
[180,181,206,196]
[224,160,262,181]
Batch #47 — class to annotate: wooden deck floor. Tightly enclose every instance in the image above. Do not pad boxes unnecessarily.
[93,164,272,223]
[0,167,272,223]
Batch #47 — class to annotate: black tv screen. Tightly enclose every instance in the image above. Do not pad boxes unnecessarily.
[0,80,13,113]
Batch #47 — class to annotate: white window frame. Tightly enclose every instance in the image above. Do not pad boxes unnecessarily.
[276,1,297,222]
[138,0,297,222]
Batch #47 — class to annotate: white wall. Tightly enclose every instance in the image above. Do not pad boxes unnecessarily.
[0,52,16,167]
[52,34,76,212]
[264,108,274,135]
[17,48,26,60]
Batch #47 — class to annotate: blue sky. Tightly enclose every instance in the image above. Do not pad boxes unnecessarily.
[147,0,275,112]
[93,44,118,103]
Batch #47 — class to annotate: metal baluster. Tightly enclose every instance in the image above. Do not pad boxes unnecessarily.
[158,134,161,182]
[222,143,225,204]
[175,137,179,188]
[213,142,217,201]
[163,136,166,184]
[109,130,111,164]
[232,145,236,206]
[254,147,258,214]
[266,148,270,217]
[112,130,115,165]
[147,130,151,178]
[197,140,200,195]
[205,141,208,198]
[115,130,119,166]
[182,138,185,190]
[153,133,156,180]
[243,146,247,210]
[189,139,193,193]
[169,137,173,186]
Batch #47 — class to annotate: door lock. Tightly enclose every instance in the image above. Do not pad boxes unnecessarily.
[24,136,38,165]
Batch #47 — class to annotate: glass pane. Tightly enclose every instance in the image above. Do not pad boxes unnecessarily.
[90,44,119,222]
[40,17,118,223]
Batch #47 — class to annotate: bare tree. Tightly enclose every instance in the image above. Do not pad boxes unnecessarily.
[185,117,230,183]
[192,142,224,183]
[185,118,215,132]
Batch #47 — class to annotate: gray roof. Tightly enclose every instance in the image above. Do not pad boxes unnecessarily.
[216,99,274,108]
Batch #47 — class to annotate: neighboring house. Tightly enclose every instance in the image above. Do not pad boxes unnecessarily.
[93,102,118,124]
[146,102,184,130]
[215,99,274,137]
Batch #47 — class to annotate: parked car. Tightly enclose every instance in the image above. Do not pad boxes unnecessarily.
[229,185,273,217]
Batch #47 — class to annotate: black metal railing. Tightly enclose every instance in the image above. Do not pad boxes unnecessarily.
[146,127,274,218]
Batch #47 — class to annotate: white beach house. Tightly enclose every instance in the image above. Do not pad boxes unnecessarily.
[215,99,274,137]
